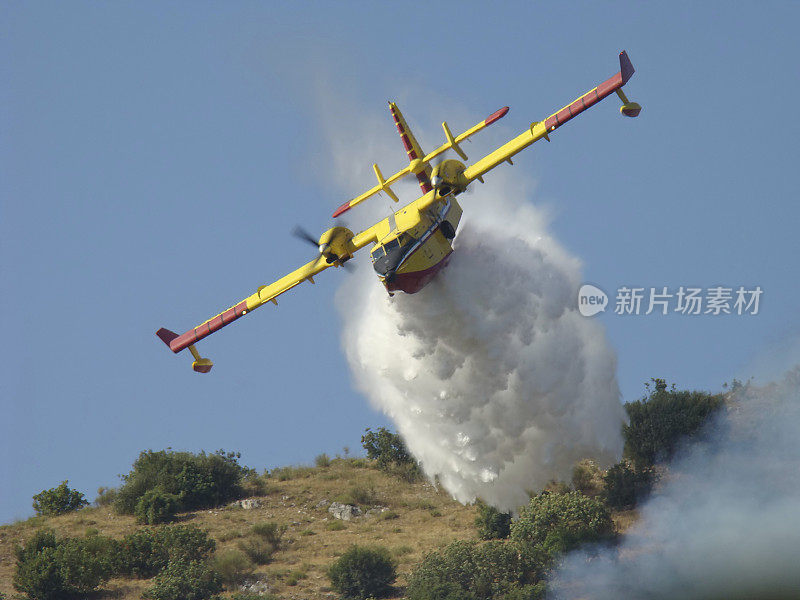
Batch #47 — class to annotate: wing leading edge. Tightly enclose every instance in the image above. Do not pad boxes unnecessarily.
[463,51,639,185]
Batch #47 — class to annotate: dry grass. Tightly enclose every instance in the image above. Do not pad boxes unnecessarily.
[0,458,477,599]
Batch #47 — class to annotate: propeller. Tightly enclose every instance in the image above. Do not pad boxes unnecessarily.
[291,225,319,249]
[291,225,355,272]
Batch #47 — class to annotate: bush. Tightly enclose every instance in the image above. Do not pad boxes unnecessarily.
[603,461,654,509]
[238,538,276,565]
[406,540,545,600]
[251,522,286,547]
[116,525,216,578]
[475,500,511,540]
[32,481,88,516]
[361,427,418,471]
[13,529,114,600]
[114,449,252,515]
[135,489,180,524]
[623,378,724,470]
[315,453,332,468]
[336,484,377,507]
[511,492,614,558]
[212,549,254,587]
[571,459,604,497]
[327,545,397,600]
[142,559,222,600]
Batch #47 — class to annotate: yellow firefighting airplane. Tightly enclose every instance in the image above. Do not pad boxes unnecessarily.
[157,51,640,373]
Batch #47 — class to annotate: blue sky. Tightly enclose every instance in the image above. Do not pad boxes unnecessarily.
[2,2,798,523]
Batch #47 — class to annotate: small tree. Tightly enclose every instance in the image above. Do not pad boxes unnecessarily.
[511,491,614,558]
[327,545,397,600]
[142,559,222,600]
[623,379,724,470]
[474,500,511,540]
[32,481,88,516]
[135,489,180,524]
[361,428,414,468]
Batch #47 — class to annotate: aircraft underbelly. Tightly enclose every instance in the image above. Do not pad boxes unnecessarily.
[384,197,462,294]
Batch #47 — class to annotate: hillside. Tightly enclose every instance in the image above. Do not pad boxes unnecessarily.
[0,457,637,599]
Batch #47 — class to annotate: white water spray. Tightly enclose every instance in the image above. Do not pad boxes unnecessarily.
[334,154,626,510]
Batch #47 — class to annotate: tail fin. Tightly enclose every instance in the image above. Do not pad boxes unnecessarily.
[388,102,433,194]
[156,328,179,348]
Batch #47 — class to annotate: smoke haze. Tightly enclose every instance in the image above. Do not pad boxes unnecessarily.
[549,367,800,599]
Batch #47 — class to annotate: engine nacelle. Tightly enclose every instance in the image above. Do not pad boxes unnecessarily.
[318,226,355,263]
[430,159,467,197]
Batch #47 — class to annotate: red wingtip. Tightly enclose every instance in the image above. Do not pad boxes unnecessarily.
[332,201,351,218]
[619,50,635,85]
[156,327,179,347]
[484,106,509,126]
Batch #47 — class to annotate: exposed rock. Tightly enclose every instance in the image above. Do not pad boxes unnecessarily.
[239,576,270,595]
[237,498,261,510]
[315,499,330,509]
[328,502,362,521]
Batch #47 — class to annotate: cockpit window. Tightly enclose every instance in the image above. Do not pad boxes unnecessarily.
[384,238,400,252]
[371,246,385,260]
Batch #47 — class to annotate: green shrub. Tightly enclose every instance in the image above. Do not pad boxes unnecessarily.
[142,559,222,600]
[315,453,332,468]
[406,540,544,600]
[571,459,604,497]
[603,461,654,509]
[114,449,252,515]
[511,491,614,558]
[32,481,88,516]
[13,529,114,600]
[361,427,420,477]
[212,549,254,587]
[230,593,279,600]
[475,500,511,540]
[327,545,397,600]
[116,525,215,578]
[135,489,180,524]
[326,520,346,531]
[623,378,724,470]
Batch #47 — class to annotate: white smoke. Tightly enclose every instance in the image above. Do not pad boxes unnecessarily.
[325,97,626,511]
[549,367,800,599]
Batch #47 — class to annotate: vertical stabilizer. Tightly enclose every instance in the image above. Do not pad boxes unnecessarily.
[388,102,433,194]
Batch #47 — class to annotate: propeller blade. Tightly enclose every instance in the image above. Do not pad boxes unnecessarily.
[291,225,319,248]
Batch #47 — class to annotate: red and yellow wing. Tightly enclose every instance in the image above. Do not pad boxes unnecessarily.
[156,256,331,372]
[463,51,639,185]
